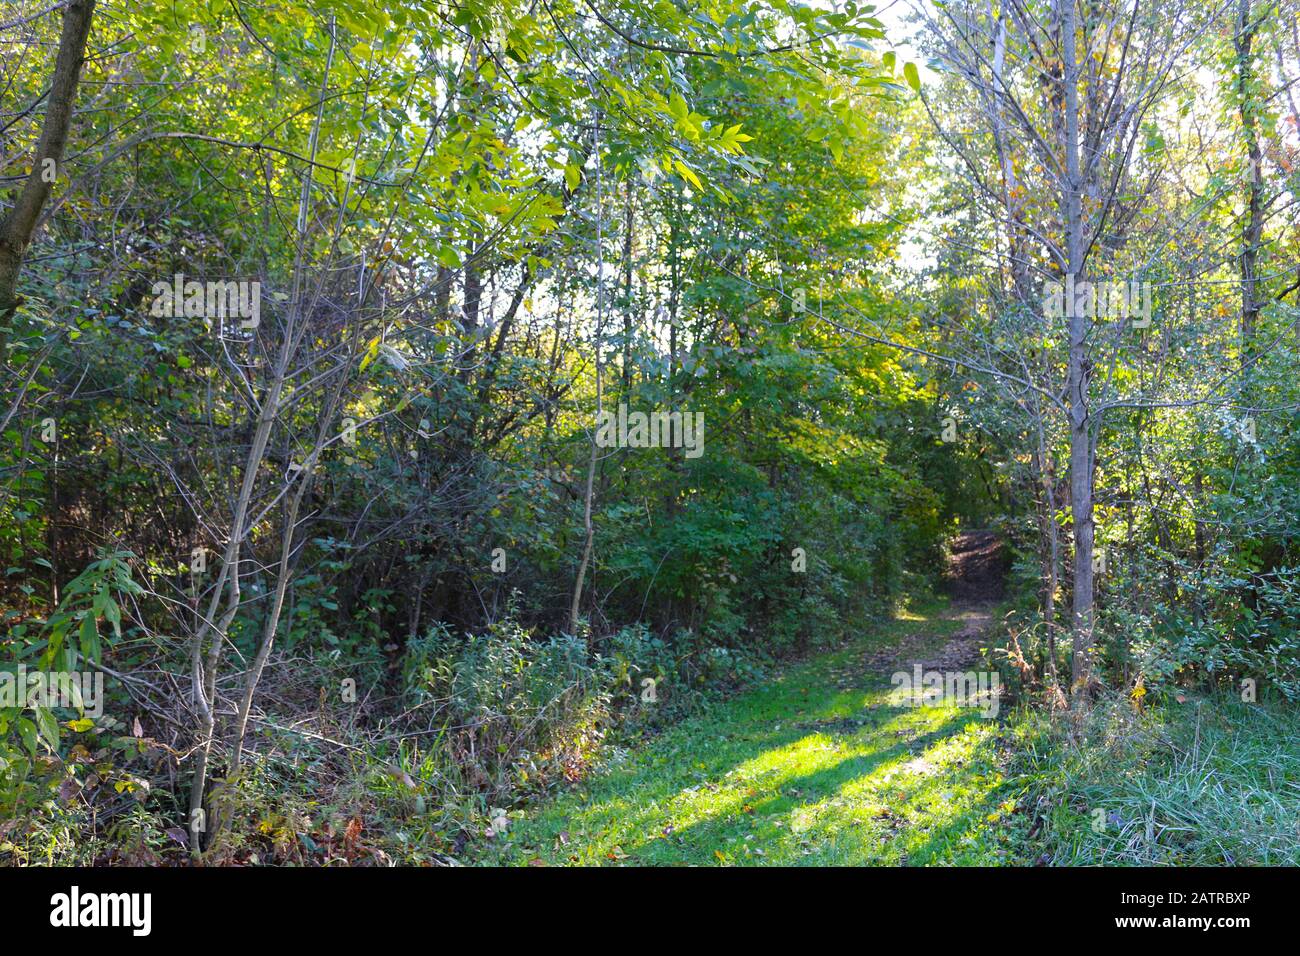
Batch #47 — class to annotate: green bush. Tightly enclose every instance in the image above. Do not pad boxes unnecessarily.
[402,614,611,799]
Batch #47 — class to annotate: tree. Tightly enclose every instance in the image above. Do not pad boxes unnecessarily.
[0,0,95,330]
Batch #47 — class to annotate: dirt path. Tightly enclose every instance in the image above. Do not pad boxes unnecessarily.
[859,530,1005,677]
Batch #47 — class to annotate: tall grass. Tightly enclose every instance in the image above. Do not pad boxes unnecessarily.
[1011,692,1300,865]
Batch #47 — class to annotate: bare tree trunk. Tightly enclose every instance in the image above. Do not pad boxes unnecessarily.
[187,15,338,858]
[1235,0,1263,363]
[570,394,599,633]
[0,0,95,338]
[226,421,318,784]
[570,112,605,635]
[187,383,276,856]
[1033,424,1061,684]
[1059,0,1096,696]
[621,181,634,395]
[988,0,1033,306]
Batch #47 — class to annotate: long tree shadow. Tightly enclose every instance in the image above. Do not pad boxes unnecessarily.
[505,696,1001,864]
[495,608,1004,866]
[641,713,976,864]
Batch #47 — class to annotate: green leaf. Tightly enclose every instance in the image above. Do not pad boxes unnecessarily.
[17,717,37,758]
[903,62,921,93]
[33,706,59,752]
[79,615,101,666]
[102,597,121,638]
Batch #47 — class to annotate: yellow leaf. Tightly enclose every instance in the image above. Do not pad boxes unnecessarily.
[359,335,381,372]
[675,160,703,191]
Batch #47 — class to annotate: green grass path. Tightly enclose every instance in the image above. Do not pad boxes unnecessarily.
[482,602,1031,866]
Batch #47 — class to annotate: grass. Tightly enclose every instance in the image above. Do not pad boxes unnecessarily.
[16,591,1297,867]
[1016,691,1300,866]
[473,599,1300,867]
[477,601,1036,866]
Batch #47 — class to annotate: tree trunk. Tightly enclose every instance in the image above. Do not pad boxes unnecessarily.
[1059,0,1096,696]
[0,0,95,333]
[570,113,604,635]
[1235,0,1263,365]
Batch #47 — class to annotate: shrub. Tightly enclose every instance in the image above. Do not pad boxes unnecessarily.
[402,614,611,799]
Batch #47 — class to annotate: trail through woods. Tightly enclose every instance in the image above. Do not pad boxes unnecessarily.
[483,534,1030,866]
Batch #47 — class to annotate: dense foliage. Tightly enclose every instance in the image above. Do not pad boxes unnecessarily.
[1,0,969,862]
[2,0,1297,866]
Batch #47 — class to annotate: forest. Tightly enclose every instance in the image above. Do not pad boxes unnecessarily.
[1,0,1298,874]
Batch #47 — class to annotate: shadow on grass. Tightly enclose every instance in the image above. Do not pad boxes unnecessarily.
[500,699,1008,864]
[487,607,1011,866]
[632,713,977,864]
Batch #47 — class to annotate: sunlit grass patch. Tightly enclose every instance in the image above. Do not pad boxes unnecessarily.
[477,605,1023,866]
